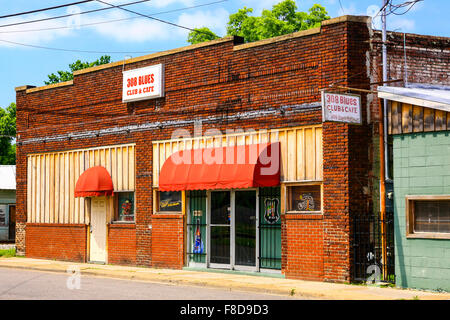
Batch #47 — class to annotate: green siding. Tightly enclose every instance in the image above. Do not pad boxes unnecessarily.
[393,131,450,292]
[187,191,207,264]
[259,187,281,270]
[0,190,15,204]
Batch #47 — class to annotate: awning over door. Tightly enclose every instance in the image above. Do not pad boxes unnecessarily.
[75,166,114,197]
[159,142,280,191]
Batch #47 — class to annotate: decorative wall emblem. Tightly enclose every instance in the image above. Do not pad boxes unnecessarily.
[264,198,280,224]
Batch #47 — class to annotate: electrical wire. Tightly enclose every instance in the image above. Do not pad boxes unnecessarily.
[0,38,158,54]
[338,0,345,14]
[0,0,151,29]
[0,0,228,34]
[95,0,221,38]
[0,1,95,19]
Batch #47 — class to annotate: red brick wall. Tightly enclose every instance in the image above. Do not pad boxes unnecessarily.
[25,223,87,262]
[282,215,324,281]
[107,224,137,265]
[372,31,450,87]
[151,214,184,269]
[14,16,408,282]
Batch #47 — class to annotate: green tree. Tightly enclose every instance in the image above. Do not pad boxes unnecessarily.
[187,0,329,44]
[0,103,16,165]
[45,55,111,85]
[187,27,219,45]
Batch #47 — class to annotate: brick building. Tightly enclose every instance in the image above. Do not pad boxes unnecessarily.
[14,15,450,284]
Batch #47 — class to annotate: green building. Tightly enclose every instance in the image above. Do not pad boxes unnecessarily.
[379,85,450,292]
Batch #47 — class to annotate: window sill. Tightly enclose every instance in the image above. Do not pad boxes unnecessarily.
[110,221,135,225]
[154,211,183,215]
[286,211,322,214]
[406,232,450,240]
[284,212,323,220]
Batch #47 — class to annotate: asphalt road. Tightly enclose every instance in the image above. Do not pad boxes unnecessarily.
[0,267,301,300]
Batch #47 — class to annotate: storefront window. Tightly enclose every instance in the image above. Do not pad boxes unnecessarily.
[158,191,182,212]
[115,192,135,222]
[406,196,450,237]
[287,185,321,213]
[0,205,6,226]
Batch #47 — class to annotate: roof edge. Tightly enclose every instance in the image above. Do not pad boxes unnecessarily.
[234,27,321,51]
[73,36,237,77]
[321,15,371,26]
[16,15,372,93]
[25,80,74,94]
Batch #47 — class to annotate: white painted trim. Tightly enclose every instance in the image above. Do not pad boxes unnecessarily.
[378,91,450,112]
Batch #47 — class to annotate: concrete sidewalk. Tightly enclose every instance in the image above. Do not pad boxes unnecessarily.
[0,257,449,300]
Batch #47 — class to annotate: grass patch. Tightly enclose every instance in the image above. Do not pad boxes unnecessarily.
[0,248,16,258]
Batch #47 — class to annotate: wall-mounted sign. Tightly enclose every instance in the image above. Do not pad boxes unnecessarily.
[322,92,361,124]
[264,198,280,224]
[122,64,164,102]
[159,191,182,212]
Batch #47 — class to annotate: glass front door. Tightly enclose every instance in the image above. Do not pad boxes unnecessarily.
[208,190,258,270]
[235,190,257,268]
[209,191,231,267]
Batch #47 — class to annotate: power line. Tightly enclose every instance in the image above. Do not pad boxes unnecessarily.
[0,1,95,19]
[0,0,228,34]
[338,0,345,14]
[0,38,158,54]
[388,0,423,15]
[0,0,151,29]
[95,0,221,38]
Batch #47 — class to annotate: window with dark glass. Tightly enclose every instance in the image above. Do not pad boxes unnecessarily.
[115,192,135,222]
[0,205,6,226]
[413,200,450,233]
[287,185,321,213]
[159,191,182,212]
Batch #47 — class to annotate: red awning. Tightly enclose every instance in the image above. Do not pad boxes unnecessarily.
[75,166,114,197]
[159,142,280,191]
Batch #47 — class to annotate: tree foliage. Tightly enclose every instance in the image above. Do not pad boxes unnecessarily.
[187,0,329,44]
[45,55,111,85]
[187,27,219,45]
[0,103,16,165]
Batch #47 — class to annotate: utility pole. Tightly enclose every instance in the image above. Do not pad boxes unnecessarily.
[382,0,389,182]
[380,0,389,282]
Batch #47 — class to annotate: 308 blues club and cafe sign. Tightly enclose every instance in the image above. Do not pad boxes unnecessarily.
[122,64,165,102]
[321,91,362,124]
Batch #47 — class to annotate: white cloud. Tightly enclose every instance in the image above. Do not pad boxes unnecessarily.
[338,3,358,16]
[81,10,172,42]
[150,0,195,8]
[177,8,229,37]
[389,17,415,32]
[0,13,73,48]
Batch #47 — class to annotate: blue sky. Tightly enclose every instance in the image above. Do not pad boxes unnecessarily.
[1,0,449,109]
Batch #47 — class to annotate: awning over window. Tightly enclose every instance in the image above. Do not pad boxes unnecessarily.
[159,142,280,191]
[75,166,114,197]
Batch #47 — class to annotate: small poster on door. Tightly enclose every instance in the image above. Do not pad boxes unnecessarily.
[193,218,204,254]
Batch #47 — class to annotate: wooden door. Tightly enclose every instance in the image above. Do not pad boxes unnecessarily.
[90,197,107,263]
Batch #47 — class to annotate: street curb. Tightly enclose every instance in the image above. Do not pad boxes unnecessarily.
[1,259,449,300]
[0,262,307,299]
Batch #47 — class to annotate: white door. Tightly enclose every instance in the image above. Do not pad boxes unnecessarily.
[90,197,107,263]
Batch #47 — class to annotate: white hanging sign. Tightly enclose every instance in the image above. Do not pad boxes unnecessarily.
[122,64,164,102]
[322,92,362,124]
